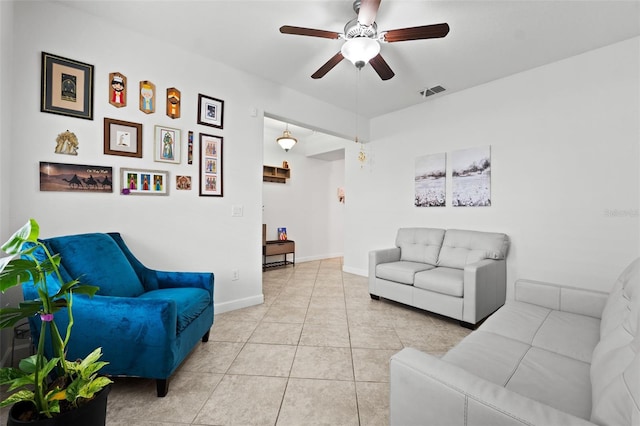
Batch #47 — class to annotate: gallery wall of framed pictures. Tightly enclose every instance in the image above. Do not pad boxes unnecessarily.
[39,51,226,197]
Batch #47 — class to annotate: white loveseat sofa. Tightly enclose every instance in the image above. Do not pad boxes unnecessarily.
[369,228,509,326]
[390,257,640,426]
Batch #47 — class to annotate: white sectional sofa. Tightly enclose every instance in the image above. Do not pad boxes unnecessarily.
[390,257,640,426]
[369,228,509,326]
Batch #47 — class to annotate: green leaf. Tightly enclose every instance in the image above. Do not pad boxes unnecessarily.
[1,219,39,254]
[0,367,27,385]
[0,258,40,292]
[0,390,34,408]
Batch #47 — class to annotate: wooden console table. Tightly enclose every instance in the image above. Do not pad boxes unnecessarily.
[263,240,295,270]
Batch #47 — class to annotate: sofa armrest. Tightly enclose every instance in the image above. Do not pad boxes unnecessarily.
[515,279,608,319]
[369,247,401,294]
[156,271,214,296]
[462,259,506,324]
[390,348,596,426]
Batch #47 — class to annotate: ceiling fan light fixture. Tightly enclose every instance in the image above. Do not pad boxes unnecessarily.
[277,128,297,152]
[341,37,380,68]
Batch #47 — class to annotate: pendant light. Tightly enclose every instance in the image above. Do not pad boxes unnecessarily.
[277,123,297,152]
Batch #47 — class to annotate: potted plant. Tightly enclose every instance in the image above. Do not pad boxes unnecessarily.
[0,219,112,425]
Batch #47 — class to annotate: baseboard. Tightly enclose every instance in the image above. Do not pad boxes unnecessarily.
[343,265,368,277]
[296,253,343,263]
[214,294,264,315]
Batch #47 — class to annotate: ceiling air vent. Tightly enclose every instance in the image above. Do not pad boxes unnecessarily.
[419,85,446,98]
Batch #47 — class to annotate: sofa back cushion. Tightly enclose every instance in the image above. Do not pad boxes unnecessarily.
[395,228,445,265]
[590,257,639,426]
[46,233,145,298]
[438,229,509,269]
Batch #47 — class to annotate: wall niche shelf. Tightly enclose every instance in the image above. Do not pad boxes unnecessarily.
[263,165,290,183]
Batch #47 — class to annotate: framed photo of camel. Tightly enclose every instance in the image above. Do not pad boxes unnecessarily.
[39,162,113,193]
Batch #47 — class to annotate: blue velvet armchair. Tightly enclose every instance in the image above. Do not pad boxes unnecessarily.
[22,232,214,397]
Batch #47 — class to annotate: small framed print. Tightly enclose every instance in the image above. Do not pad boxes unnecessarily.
[197,94,224,129]
[104,118,142,157]
[41,52,94,120]
[176,175,192,190]
[154,125,181,163]
[121,168,168,196]
[199,133,223,197]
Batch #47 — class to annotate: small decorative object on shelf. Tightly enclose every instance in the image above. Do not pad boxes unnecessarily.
[282,160,289,169]
[278,227,287,240]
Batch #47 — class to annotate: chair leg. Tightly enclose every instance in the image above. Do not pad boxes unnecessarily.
[370,294,380,300]
[202,330,210,342]
[156,379,169,397]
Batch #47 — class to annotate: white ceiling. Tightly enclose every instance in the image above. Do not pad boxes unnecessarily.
[59,0,639,119]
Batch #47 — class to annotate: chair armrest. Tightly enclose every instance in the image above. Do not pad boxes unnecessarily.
[390,347,596,426]
[68,294,178,345]
[515,279,608,318]
[156,271,214,295]
[369,247,401,293]
[462,259,506,324]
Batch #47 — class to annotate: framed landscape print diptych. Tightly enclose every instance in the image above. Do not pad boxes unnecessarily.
[199,133,223,197]
[41,52,94,120]
[40,162,112,193]
[104,118,142,158]
[121,168,169,196]
[415,153,446,207]
[154,125,181,164]
[452,146,491,207]
[197,94,224,129]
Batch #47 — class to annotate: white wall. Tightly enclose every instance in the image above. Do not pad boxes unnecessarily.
[344,37,640,295]
[263,125,345,261]
[5,0,356,322]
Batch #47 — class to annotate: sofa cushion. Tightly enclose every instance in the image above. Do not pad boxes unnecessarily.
[414,267,464,297]
[532,310,601,363]
[138,287,211,333]
[438,229,509,269]
[47,233,145,298]
[376,261,434,285]
[590,258,640,425]
[506,347,592,420]
[395,228,445,265]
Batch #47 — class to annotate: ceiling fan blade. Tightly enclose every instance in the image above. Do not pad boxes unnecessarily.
[280,25,340,40]
[383,23,450,43]
[311,52,344,79]
[358,0,381,26]
[369,54,394,80]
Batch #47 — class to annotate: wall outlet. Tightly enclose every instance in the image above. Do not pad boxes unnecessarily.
[232,269,240,281]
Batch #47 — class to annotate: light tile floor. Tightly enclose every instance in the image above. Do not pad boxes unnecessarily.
[1,258,470,425]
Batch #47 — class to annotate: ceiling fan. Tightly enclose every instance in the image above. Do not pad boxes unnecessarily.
[279,0,449,81]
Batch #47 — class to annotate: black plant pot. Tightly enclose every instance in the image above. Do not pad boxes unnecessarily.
[7,384,111,426]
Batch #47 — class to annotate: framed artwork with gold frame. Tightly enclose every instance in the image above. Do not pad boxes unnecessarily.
[41,52,94,120]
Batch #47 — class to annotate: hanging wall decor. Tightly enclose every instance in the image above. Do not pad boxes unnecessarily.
[109,72,127,107]
[154,125,181,164]
[139,80,156,114]
[121,167,169,196]
[54,130,79,156]
[41,52,94,120]
[199,133,223,196]
[166,87,181,118]
[451,146,491,207]
[40,162,112,192]
[176,175,192,190]
[103,118,142,158]
[415,152,446,207]
[197,94,224,129]
[187,131,194,164]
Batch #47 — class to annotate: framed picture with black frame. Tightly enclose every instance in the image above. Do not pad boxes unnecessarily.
[197,94,224,129]
[41,52,94,120]
[199,133,223,197]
